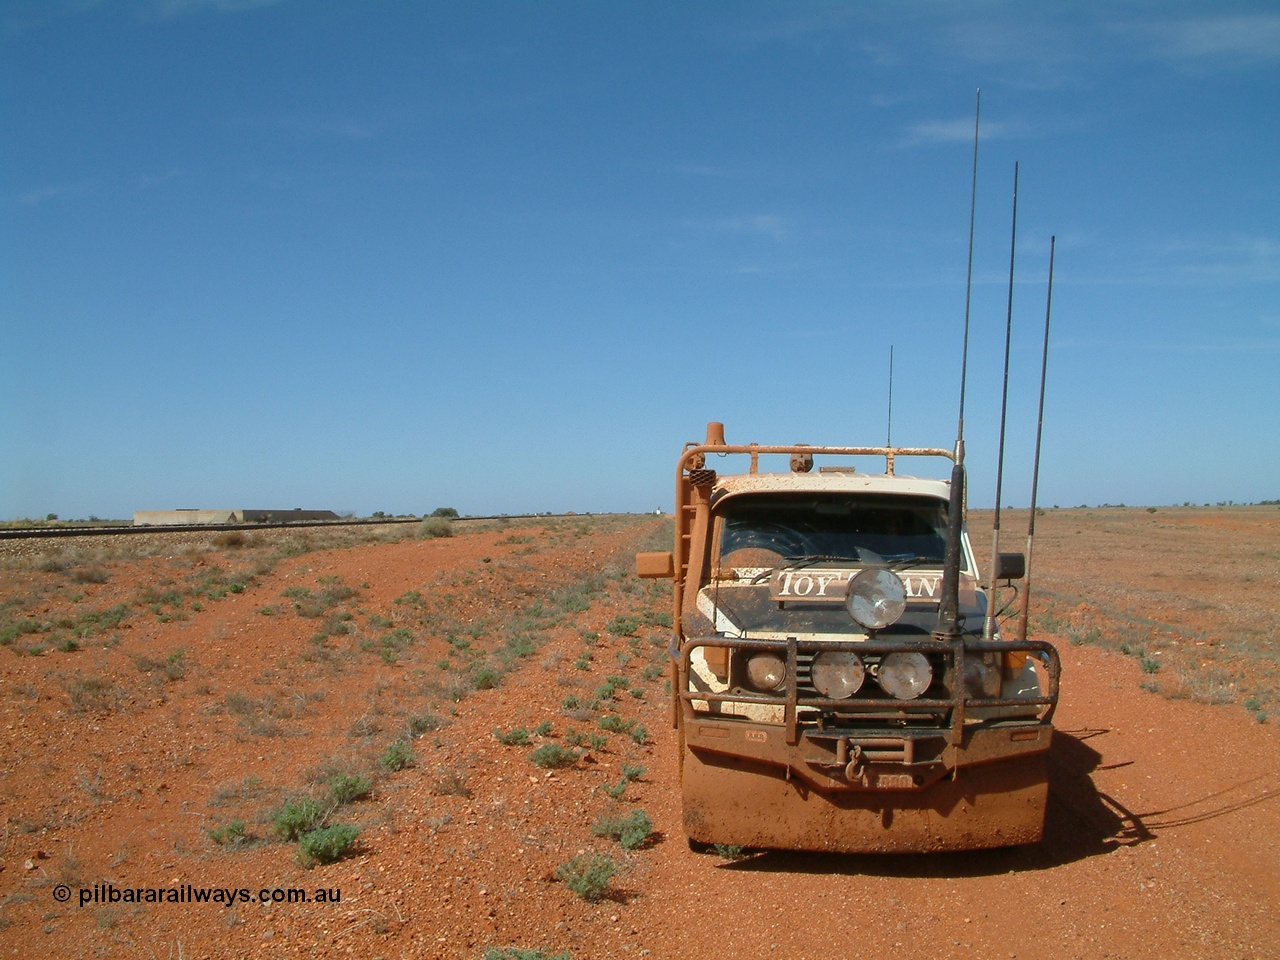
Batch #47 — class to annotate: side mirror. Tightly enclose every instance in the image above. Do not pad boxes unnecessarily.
[636,551,675,579]
[994,552,1026,581]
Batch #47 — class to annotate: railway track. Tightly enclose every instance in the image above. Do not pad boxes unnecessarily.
[0,513,594,541]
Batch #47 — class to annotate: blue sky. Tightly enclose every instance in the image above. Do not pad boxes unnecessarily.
[2,1,1277,519]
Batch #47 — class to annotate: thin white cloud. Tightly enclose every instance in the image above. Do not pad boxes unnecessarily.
[2,0,286,34]
[899,118,1023,148]
[1158,234,1280,285]
[681,214,792,241]
[15,181,93,205]
[944,16,1074,67]
[1130,13,1280,63]
[721,6,860,51]
[1069,232,1280,287]
[1144,338,1280,353]
[150,0,287,17]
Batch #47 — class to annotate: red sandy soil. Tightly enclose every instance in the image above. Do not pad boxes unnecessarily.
[1,508,1278,960]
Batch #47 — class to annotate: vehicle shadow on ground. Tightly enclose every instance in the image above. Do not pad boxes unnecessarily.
[719,727,1151,879]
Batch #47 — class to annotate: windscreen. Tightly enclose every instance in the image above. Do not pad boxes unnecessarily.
[719,493,950,565]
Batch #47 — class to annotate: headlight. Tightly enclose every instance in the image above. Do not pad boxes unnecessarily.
[877,651,933,700]
[810,650,865,699]
[744,652,786,691]
[844,567,907,630]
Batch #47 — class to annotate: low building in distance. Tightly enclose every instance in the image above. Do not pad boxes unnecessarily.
[133,508,341,526]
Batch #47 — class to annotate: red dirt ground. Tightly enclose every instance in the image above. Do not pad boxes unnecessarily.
[1,508,1278,960]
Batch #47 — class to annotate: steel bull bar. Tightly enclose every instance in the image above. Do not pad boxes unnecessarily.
[677,635,1060,851]
[678,635,1060,794]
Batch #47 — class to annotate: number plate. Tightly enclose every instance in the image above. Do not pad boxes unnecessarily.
[867,773,916,790]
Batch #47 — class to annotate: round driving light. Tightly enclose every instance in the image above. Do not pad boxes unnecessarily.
[744,653,786,691]
[810,650,865,699]
[845,567,907,630]
[877,651,933,700]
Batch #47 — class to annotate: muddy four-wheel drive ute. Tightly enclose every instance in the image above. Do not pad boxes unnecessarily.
[637,422,1060,853]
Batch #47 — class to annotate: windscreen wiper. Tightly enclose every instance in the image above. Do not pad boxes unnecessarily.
[886,555,945,570]
[782,554,865,566]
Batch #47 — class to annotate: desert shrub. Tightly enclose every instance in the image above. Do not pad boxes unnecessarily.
[483,949,571,960]
[529,743,579,769]
[379,738,415,772]
[285,578,357,617]
[316,576,357,604]
[272,797,326,841]
[592,808,653,850]
[71,603,130,637]
[297,823,359,866]
[606,616,641,637]
[596,675,628,700]
[642,610,673,628]
[394,589,426,607]
[207,819,249,846]
[408,713,446,736]
[70,566,111,584]
[67,677,116,713]
[565,727,605,751]
[417,518,454,539]
[0,617,48,647]
[362,626,414,662]
[327,773,372,805]
[494,727,531,746]
[134,649,187,681]
[471,665,502,690]
[554,853,616,902]
[310,613,353,645]
[505,634,537,659]
[348,715,380,738]
[597,714,633,734]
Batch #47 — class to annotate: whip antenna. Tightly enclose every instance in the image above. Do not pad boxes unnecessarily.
[935,89,981,642]
[1018,235,1055,641]
[955,88,980,462]
[886,345,894,447]
[984,160,1019,642]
